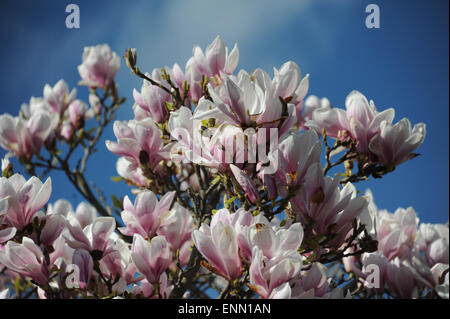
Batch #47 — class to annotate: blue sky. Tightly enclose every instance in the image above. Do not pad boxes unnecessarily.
[0,0,448,224]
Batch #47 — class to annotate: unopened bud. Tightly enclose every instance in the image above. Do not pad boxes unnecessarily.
[125,48,137,70]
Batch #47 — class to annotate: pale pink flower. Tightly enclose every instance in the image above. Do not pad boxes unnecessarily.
[190,36,239,78]
[292,163,368,247]
[78,44,120,89]
[119,190,175,239]
[71,249,93,289]
[291,262,330,298]
[43,79,76,115]
[40,214,66,246]
[67,99,87,127]
[249,246,303,299]
[230,164,259,204]
[0,111,56,159]
[368,118,426,166]
[0,237,49,286]
[106,119,166,171]
[192,218,242,280]
[386,257,416,298]
[65,217,116,258]
[133,76,170,123]
[157,202,194,251]
[131,234,172,284]
[0,174,51,230]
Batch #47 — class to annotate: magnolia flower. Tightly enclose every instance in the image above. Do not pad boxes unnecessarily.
[106,119,166,171]
[67,99,87,127]
[40,214,66,246]
[78,44,120,89]
[115,157,148,187]
[299,95,331,130]
[192,218,242,280]
[0,237,49,286]
[249,246,303,299]
[133,76,170,123]
[307,91,426,166]
[292,163,368,247]
[192,70,296,134]
[157,202,194,251]
[376,207,419,261]
[0,111,56,159]
[386,257,416,298]
[190,36,239,79]
[43,79,76,115]
[66,202,98,229]
[368,118,426,166]
[0,174,51,230]
[230,164,259,204]
[119,190,175,239]
[131,234,172,284]
[65,216,116,258]
[247,220,304,260]
[252,61,309,128]
[169,106,251,171]
[290,262,330,298]
[274,130,322,197]
[132,273,173,299]
[69,249,94,289]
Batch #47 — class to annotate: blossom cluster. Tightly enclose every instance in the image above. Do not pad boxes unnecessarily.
[0,36,445,300]
[344,190,448,298]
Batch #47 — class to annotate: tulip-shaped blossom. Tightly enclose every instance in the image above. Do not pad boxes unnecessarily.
[192,217,242,280]
[192,70,296,135]
[249,246,303,299]
[252,61,309,129]
[292,162,368,247]
[66,202,98,229]
[0,237,49,286]
[65,216,116,258]
[0,197,16,243]
[290,262,330,298]
[131,234,172,284]
[67,99,88,128]
[190,36,239,80]
[298,95,331,130]
[307,91,395,152]
[68,248,94,289]
[230,164,259,204]
[40,214,66,246]
[169,106,251,172]
[78,44,120,89]
[386,257,417,298]
[43,79,76,116]
[0,174,51,231]
[368,118,426,166]
[0,110,56,159]
[306,91,426,167]
[119,190,175,239]
[106,119,167,172]
[157,202,194,251]
[272,130,321,198]
[375,207,419,261]
[133,77,170,123]
[132,273,174,299]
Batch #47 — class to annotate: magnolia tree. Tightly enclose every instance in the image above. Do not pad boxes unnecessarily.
[0,37,447,300]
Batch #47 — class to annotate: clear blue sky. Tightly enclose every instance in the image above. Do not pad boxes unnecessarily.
[0,0,448,224]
